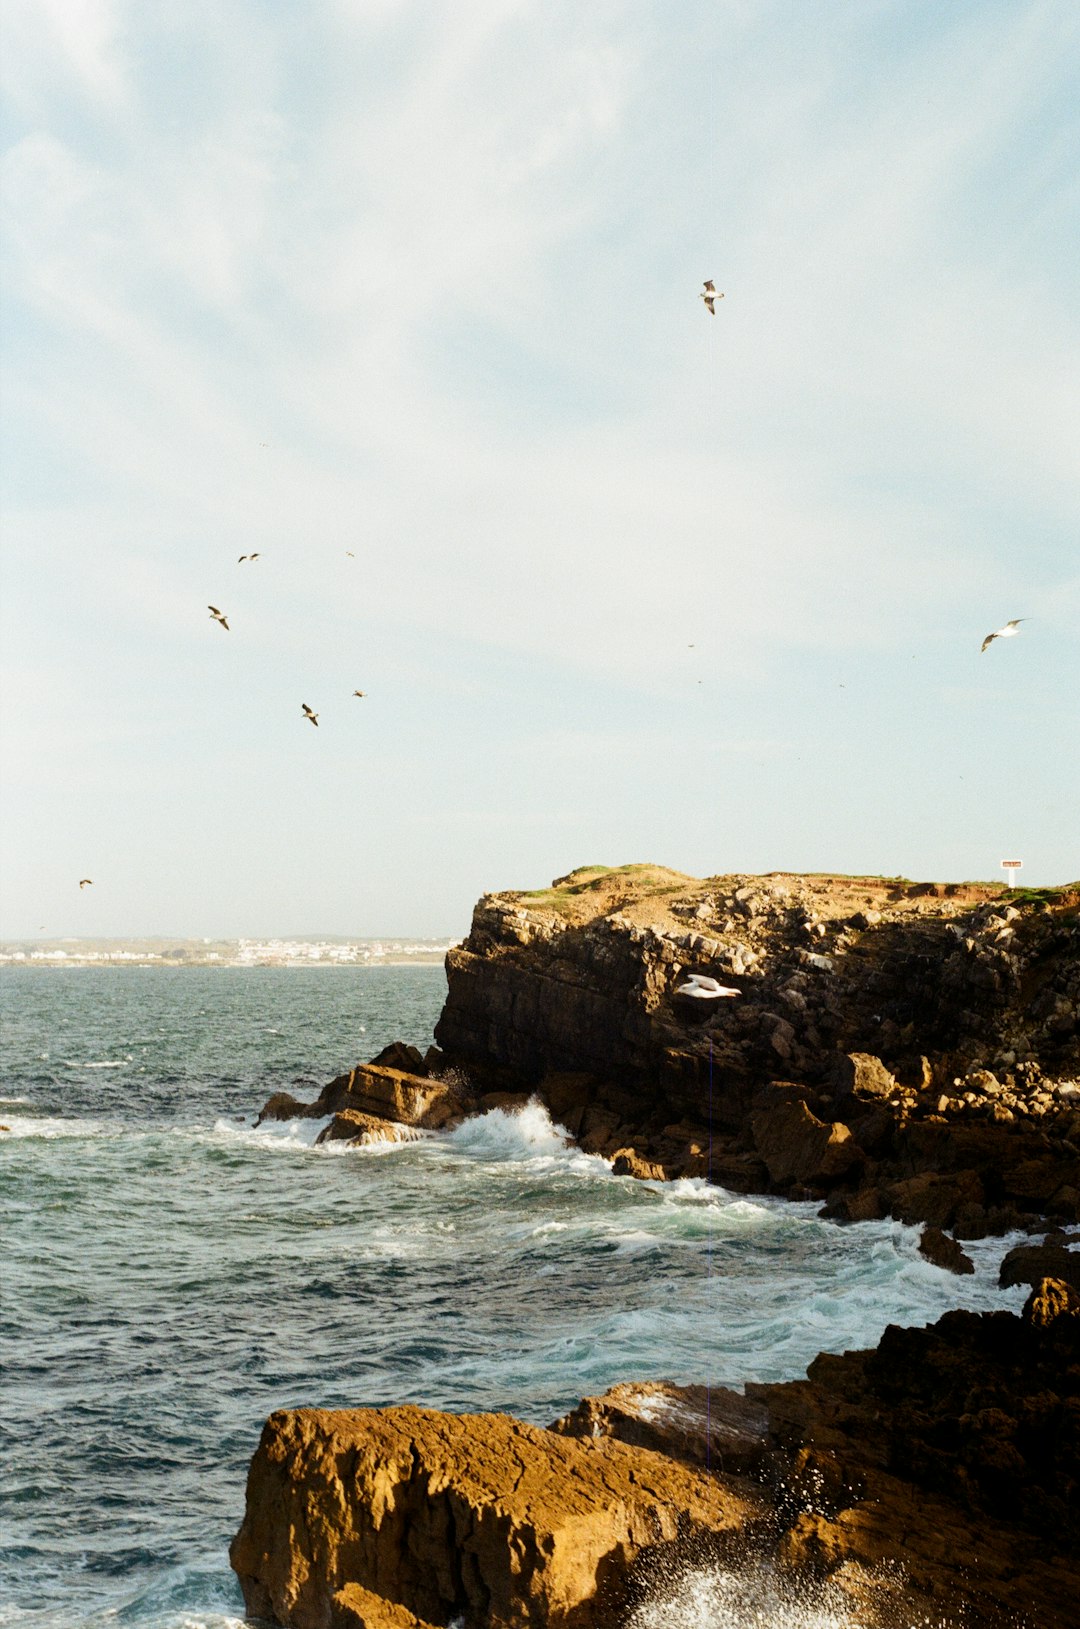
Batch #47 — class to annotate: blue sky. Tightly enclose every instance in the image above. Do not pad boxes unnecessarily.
[1,0,1077,937]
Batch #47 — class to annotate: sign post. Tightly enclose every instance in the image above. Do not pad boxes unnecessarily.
[1001,860,1022,889]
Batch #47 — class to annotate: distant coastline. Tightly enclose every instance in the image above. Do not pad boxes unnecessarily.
[0,936,457,969]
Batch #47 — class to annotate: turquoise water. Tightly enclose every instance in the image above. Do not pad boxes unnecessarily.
[0,968,1026,1628]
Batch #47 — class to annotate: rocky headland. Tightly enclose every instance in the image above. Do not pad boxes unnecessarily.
[240,866,1080,1626]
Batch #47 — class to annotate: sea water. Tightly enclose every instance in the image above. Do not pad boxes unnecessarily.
[0,967,1027,1629]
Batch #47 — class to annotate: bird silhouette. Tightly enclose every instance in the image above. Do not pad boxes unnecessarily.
[79,879,93,889]
[237,553,261,563]
[302,703,319,727]
[981,619,1027,653]
[352,690,366,698]
[700,280,724,315]
[208,606,229,630]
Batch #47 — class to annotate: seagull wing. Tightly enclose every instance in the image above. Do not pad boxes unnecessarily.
[704,299,715,314]
[980,632,997,652]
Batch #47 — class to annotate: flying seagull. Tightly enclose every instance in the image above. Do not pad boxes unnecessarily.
[237,553,261,563]
[208,605,229,630]
[980,619,1027,653]
[674,974,741,999]
[302,703,319,727]
[352,690,366,698]
[79,879,93,889]
[345,550,356,558]
[700,280,724,316]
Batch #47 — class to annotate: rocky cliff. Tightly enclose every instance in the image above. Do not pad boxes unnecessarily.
[431,866,1080,1232]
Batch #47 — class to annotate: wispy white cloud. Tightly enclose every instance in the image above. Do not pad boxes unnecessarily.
[2,0,1078,932]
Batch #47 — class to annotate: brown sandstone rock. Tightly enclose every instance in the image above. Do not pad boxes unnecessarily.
[751,1098,862,1188]
[319,1064,464,1128]
[609,1148,666,1181]
[255,1091,319,1125]
[229,1405,763,1629]
[1023,1276,1080,1326]
[833,1053,897,1099]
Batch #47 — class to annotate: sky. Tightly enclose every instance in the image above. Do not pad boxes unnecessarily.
[1,0,1078,938]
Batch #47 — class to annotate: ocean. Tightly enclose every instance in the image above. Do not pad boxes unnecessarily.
[0,966,1027,1629]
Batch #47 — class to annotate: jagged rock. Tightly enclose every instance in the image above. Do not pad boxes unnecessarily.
[917,1225,975,1275]
[229,1405,763,1629]
[1023,1276,1080,1326]
[833,1052,897,1099]
[550,1380,767,1475]
[255,1091,318,1125]
[748,1297,1080,1626]
[751,1097,862,1187]
[369,1041,428,1075]
[257,1062,476,1136]
[609,1148,666,1181]
[999,1241,1080,1292]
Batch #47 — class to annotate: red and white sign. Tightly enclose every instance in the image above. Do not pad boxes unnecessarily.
[1001,860,1023,871]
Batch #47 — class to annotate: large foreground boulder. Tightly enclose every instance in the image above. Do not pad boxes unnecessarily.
[229,1405,764,1629]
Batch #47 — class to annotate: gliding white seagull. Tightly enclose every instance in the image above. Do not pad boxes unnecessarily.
[674,974,741,1000]
[980,619,1027,653]
[699,280,724,315]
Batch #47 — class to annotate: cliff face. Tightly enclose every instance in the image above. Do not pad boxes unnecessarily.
[434,866,1080,1228]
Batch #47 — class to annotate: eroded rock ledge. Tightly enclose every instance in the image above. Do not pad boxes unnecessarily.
[231,1283,1079,1629]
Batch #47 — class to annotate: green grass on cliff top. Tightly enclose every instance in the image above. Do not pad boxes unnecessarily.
[511,865,1078,917]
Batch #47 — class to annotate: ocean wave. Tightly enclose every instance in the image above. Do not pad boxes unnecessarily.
[62,1058,133,1069]
[439,1099,607,1177]
[206,1115,332,1150]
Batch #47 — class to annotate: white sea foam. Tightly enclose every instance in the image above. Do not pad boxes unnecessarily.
[320,1124,430,1156]
[62,1057,133,1069]
[440,1099,607,1177]
[0,1115,113,1140]
[625,1558,933,1629]
[207,1115,332,1150]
